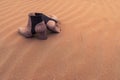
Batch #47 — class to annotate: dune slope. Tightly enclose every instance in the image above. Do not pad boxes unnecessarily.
[0,0,120,80]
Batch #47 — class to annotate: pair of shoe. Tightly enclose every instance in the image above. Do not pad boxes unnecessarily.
[18,13,61,40]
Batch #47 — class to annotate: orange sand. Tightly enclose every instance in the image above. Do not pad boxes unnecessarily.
[0,0,120,80]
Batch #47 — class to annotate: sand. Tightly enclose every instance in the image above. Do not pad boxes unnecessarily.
[0,0,120,80]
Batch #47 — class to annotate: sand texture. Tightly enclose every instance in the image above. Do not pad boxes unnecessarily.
[0,0,120,80]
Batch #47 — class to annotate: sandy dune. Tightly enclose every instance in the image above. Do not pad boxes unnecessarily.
[0,0,120,80]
